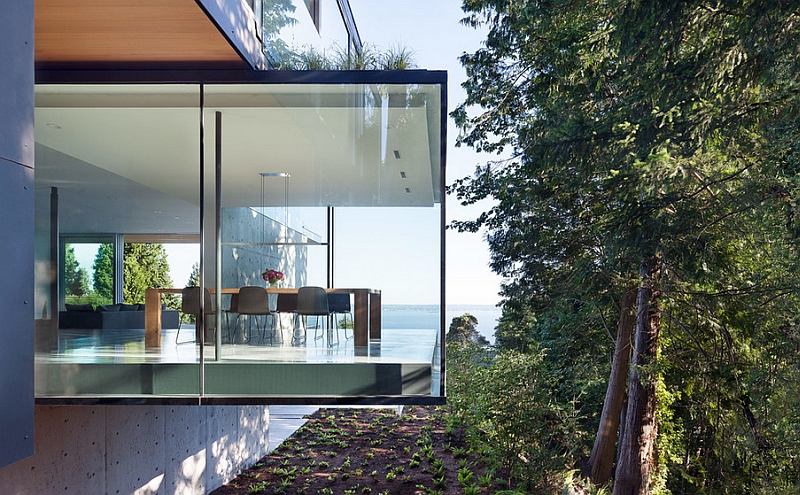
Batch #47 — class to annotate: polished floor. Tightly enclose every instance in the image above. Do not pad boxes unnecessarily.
[40,319,440,366]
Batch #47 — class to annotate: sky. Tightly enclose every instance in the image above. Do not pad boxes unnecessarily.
[74,1,504,308]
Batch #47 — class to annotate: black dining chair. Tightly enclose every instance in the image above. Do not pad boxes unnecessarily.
[295,286,331,345]
[221,292,239,343]
[177,287,215,344]
[236,286,276,344]
[273,292,298,343]
[327,293,353,342]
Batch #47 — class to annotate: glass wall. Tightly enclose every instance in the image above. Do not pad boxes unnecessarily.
[33,76,444,402]
[262,0,356,68]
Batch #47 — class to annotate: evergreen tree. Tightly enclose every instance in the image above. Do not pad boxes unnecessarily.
[92,243,175,305]
[453,1,800,492]
[123,243,174,304]
[447,313,489,346]
[186,262,200,287]
[92,243,114,301]
[64,245,89,297]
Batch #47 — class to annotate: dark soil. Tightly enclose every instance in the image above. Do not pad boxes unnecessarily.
[210,405,500,495]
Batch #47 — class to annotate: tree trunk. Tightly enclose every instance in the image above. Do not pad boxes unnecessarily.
[588,285,636,485]
[613,258,661,495]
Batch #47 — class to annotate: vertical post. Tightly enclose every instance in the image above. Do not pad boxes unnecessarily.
[327,206,334,288]
[215,111,223,360]
[113,233,124,303]
[439,81,448,398]
[49,187,58,321]
[198,84,205,395]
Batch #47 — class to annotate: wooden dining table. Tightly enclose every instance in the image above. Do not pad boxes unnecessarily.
[144,287,381,348]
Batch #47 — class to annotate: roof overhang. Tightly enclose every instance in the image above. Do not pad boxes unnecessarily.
[35,0,264,70]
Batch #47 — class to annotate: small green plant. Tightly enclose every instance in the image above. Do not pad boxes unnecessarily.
[247,480,269,493]
[415,485,443,495]
[451,446,467,458]
[463,484,481,495]
[458,466,474,485]
[317,488,333,495]
[275,478,292,493]
[385,471,397,482]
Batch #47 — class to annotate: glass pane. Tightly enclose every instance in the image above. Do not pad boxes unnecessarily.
[262,0,352,68]
[34,84,202,398]
[206,81,443,398]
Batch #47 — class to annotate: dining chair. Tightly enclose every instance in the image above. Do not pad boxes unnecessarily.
[327,293,353,342]
[295,286,331,345]
[177,287,215,344]
[221,292,239,343]
[236,286,276,344]
[273,292,298,343]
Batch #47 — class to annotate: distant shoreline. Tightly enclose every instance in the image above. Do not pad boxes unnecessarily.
[381,304,501,345]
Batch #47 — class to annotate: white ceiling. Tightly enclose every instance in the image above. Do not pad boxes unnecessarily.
[34,82,442,235]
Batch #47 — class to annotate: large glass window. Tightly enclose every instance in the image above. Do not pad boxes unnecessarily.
[33,75,445,402]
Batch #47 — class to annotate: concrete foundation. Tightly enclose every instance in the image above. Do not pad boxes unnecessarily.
[0,404,270,494]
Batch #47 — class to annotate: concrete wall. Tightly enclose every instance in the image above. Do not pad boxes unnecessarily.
[220,207,308,290]
[0,405,270,495]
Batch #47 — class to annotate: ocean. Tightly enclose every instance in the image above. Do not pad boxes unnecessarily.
[382,304,501,345]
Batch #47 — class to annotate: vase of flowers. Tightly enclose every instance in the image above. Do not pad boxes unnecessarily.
[262,269,285,288]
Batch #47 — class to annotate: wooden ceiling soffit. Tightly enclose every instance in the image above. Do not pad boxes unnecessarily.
[35,0,248,68]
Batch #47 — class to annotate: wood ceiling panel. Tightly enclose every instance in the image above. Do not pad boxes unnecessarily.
[35,0,246,65]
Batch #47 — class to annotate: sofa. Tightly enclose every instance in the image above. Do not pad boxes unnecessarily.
[58,303,180,330]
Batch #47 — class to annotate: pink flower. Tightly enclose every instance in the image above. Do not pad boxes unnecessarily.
[262,269,285,282]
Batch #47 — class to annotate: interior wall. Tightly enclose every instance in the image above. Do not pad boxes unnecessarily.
[220,207,308,289]
[0,405,270,494]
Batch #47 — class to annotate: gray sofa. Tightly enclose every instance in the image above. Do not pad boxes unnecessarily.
[59,303,180,330]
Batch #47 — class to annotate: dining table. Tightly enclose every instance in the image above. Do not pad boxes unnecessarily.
[144,287,381,348]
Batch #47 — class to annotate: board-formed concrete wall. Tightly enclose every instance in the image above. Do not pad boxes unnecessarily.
[0,405,270,494]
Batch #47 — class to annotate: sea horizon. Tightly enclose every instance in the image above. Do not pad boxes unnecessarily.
[382,303,501,345]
